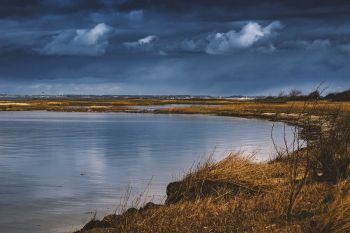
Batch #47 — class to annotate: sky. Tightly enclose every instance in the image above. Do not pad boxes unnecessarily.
[0,0,350,96]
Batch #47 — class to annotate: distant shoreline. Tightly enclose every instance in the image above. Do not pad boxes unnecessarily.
[0,98,347,130]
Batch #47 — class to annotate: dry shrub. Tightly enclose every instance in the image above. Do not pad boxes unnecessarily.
[307,110,350,183]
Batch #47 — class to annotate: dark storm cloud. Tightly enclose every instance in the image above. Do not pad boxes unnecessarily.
[0,0,350,95]
[2,0,350,20]
[117,0,350,21]
[0,0,104,18]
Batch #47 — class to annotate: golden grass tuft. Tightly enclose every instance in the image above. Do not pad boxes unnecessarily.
[165,154,288,204]
[76,155,336,233]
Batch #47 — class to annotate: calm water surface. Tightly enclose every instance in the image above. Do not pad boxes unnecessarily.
[0,111,291,232]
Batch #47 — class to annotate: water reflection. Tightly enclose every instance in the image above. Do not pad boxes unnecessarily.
[0,111,293,232]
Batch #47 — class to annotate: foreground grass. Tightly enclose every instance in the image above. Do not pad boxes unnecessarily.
[75,154,348,233]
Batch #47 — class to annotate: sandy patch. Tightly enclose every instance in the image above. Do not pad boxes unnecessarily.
[0,102,30,106]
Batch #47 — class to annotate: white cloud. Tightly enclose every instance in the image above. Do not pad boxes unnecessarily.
[206,21,283,54]
[120,22,282,55]
[123,35,159,48]
[39,23,112,56]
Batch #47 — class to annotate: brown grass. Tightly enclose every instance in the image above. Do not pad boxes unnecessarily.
[1,98,350,114]
[165,154,287,204]
[319,181,350,233]
[157,101,350,115]
[76,154,336,233]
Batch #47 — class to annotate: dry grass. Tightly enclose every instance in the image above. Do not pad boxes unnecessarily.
[1,98,350,114]
[157,101,350,115]
[76,154,336,233]
[319,181,350,233]
[0,98,241,111]
[165,154,287,204]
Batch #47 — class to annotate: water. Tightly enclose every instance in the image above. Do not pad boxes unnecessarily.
[129,104,195,110]
[128,104,221,111]
[0,111,293,233]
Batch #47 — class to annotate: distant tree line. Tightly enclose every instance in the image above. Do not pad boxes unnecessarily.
[265,88,350,101]
[325,89,350,101]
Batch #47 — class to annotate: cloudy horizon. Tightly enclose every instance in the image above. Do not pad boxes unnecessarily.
[1,0,350,95]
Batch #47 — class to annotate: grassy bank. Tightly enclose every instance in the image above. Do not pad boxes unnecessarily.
[2,98,347,137]
[76,154,349,233]
[1,98,350,122]
[74,101,350,233]
[0,98,240,111]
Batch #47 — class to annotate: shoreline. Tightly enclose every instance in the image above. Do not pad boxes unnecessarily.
[0,98,332,128]
[0,98,348,127]
[1,99,349,232]
[73,100,350,232]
